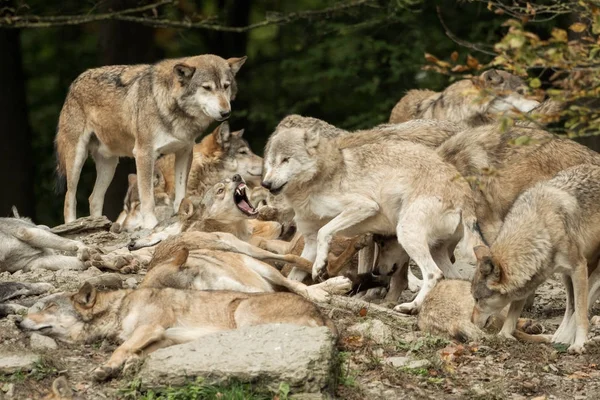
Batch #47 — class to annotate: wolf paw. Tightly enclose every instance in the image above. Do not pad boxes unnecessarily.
[518,319,545,335]
[394,301,419,315]
[305,286,330,303]
[317,276,352,295]
[568,343,586,355]
[498,331,517,341]
[311,258,328,282]
[92,365,116,382]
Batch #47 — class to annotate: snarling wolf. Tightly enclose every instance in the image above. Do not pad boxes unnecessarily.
[262,115,485,314]
[0,216,94,273]
[418,279,547,343]
[471,164,600,354]
[389,69,540,126]
[20,282,336,381]
[56,54,246,229]
[115,122,262,231]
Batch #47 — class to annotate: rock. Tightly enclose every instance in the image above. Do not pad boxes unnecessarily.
[2,383,15,398]
[85,273,123,290]
[347,319,392,345]
[385,357,430,369]
[591,315,600,326]
[0,353,40,374]
[80,266,102,277]
[124,278,138,289]
[30,333,58,351]
[138,324,335,393]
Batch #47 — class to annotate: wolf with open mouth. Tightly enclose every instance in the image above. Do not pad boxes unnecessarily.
[129,175,260,249]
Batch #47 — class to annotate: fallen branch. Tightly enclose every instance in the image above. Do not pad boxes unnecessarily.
[50,216,112,236]
[320,295,414,330]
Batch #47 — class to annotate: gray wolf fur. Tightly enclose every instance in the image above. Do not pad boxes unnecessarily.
[56,54,246,229]
[471,164,600,354]
[389,69,540,126]
[114,122,262,231]
[20,282,336,381]
[262,115,484,314]
[0,216,94,273]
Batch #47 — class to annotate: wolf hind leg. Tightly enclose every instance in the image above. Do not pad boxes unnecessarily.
[28,255,86,271]
[89,148,119,218]
[61,129,92,223]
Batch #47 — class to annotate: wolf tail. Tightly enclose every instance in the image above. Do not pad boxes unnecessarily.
[451,323,484,343]
[54,132,67,195]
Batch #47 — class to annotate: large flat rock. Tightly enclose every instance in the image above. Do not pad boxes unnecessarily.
[138,324,336,394]
[0,352,40,374]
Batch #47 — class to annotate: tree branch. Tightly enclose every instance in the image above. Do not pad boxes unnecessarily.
[436,6,497,56]
[0,0,375,30]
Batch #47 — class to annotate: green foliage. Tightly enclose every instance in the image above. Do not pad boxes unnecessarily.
[120,377,288,400]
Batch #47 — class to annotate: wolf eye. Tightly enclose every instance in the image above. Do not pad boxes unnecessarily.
[202,85,212,91]
[44,303,57,312]
[217,188,224,195]
[238,149,248,155]
[224,82,231,89]
[281,157,290,164]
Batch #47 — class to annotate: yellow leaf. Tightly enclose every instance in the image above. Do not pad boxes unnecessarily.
[450,51,459,62]
[529,78,542,88]
[551,28,568,42]
[424,53,439,64]
[451,65,470,73]
[570,22,587,32]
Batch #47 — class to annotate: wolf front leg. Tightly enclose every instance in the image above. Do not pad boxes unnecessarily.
[93,324,166,381]
[173,146,193,213]
[312,200,380,281]
[133,146,159,229]
[498,298,526,340]
[568,260,589,354]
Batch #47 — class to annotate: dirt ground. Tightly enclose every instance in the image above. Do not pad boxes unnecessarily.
[1,227,599,399]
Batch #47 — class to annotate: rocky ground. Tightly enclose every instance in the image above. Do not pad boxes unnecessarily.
[1,222,599,399]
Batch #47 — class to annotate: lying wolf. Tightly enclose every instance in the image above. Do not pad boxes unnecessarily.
[0,216,94,273]
[20,282,335,381]
[389,69,540,126]
[56,54,246,229]
[262,115,484,314]
[471,164,600,354]
[115,122,263,231]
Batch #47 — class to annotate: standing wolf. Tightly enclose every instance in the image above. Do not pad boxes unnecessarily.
[262,116,484,313]
[471,164,600,354]
[55,54,246,229]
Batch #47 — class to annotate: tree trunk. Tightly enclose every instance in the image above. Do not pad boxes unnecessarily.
[0,27,34,218]
[97,0,161,221]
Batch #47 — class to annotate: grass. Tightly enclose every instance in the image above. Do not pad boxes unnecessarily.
[0,359,58,383]
[119,378,290,400]
[335,351,358,388]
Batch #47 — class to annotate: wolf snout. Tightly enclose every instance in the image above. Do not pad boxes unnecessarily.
[127,240,137,251]
[261,181,272,190]
[220,110,231,119]
[232,174,242,183]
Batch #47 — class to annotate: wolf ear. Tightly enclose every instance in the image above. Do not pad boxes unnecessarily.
[232,129,244,138]
[227,56,247,75]
[51,377,73,399]
[178,197,194,218]
[481,69,503,85]
[216,122,232,148]
[304,127,320,150]
[153,170,165,188]
[73,282,97,309]
[172,247,189,269]
[473,245,491,262]
[174,63,196,85]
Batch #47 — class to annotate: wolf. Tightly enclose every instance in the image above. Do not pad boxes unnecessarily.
[114,123,263,231]
[20,282,336,381]
[56,54,246,229]
[470,164,600,354]
[0,215,95,273]
[141,244,352,303]
[389,69,540,126]
[418,279,547,343]
[262,115,485,314]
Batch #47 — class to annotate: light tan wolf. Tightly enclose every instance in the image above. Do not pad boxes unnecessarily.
[262,115,485,314]
[141,244,352,302]
[20,282,336,381]
[389,69,540,126]
[470,164,600,354]
[114,122,262,231]
[418,279,548,343]
[56,54,246,229]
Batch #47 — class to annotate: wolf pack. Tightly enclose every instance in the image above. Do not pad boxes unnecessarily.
[1,53,600,393]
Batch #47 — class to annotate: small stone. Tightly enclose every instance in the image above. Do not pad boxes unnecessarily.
[30,333,58,351]
[125,278,138,289]
[372,348,384,358]
[347,319,392,345]
[3,383,15,398]
[0,353,40,374]
[385,356,410,368]
[591,315,600,326]
[86,273,123,290]
[407,359,431,369]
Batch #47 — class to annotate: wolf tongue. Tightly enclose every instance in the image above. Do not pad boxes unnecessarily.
[237,199,255,214]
